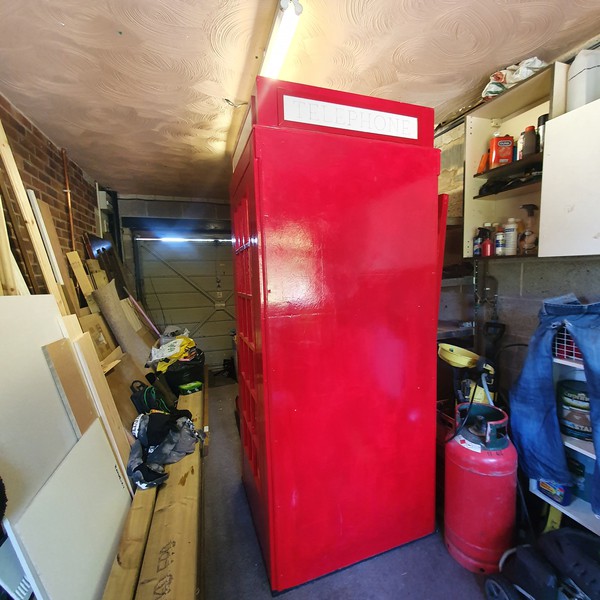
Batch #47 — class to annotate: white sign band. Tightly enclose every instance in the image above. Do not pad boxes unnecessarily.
[282,94,418,140]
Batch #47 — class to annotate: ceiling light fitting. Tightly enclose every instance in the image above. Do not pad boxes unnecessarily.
[260,0,303,79]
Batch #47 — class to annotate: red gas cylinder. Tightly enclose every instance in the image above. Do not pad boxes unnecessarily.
[444,403,517,574]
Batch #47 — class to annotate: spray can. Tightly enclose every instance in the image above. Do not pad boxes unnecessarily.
[481,228,493,257]
[504,218,518,256]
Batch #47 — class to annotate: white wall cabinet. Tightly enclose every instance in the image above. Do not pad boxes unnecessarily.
[538,97,600,257]
[463,62,568,257]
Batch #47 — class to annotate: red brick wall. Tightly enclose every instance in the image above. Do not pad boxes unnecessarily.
[0,94,97,291]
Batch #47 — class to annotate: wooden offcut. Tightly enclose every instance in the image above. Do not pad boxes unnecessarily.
[79,312,118,361]
[0,120,67,314]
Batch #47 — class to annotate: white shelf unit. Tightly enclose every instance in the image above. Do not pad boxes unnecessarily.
[529,351,599,535]
[463,62,568,257]
[529,479,600,536]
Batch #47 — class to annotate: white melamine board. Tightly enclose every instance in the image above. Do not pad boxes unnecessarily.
[539,98,600,257]
[13,419,131,600]
[0,296,76,522]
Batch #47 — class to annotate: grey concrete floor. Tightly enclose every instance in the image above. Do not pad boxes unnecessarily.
[204,383,486,599]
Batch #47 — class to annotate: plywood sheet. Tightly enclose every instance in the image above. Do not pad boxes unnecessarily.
[73,332,133,495]
[0,295,76,522]
[14,419,131,600]
[43,338,98,437]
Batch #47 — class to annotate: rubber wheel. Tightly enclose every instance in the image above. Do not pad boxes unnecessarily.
[484,574,521,600]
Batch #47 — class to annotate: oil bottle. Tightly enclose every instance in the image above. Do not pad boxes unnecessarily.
[518,204,539,256]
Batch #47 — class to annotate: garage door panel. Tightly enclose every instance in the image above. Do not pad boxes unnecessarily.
[146,276,234,294]
[139,239,236,368]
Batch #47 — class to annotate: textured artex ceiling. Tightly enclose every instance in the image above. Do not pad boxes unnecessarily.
[0,0,599,199]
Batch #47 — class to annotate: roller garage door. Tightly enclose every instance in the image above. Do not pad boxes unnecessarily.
[136,237,235,369]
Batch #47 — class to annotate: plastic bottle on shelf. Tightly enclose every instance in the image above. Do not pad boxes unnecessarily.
[504,218,518,256]
[473,228,484,257]
[495,225,506,256]
[537,114,549,152]
[522,126,538,157]
[516,131,525,159]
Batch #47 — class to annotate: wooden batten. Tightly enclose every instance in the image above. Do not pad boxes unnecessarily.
[0,192,17,295]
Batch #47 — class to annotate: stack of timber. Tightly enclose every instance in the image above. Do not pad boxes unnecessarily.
[102,384,209,600]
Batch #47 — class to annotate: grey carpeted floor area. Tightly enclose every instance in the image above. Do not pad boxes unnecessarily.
[204,383,486,599]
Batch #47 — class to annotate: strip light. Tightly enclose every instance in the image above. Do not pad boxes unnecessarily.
[260,0,303,79]
[136,237,233,243]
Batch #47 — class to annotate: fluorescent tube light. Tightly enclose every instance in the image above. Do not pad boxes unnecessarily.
[135,237,233,243]
[260,0,303,79]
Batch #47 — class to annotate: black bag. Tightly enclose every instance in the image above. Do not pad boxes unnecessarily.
[130,380,172,414]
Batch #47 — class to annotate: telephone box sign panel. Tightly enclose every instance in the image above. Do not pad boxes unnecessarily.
[282,94,418,140]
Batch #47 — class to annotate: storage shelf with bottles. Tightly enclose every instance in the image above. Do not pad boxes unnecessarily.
[530,325,600,535]
[463,62,568,257]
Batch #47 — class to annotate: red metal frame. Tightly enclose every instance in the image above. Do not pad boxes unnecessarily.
[231,78,442,591]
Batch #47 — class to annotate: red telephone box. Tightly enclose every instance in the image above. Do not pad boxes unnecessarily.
[230,77,443,591]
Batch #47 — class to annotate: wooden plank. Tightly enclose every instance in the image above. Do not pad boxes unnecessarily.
[0,170,40,293]
[10,253,29,295]
[36,198,82,315]
[43,338,98,437]
[102,488,158,600]
[67,250,100,312]
[12,419,131,600]
[0,192,17,295]
[79,312,117,361]
[135,391,203,600]
[121,298,144,331]
[0,296,77,522]
[26,189,63,284]
[92,269,110,288]
[73,332,134,495]
[0,120,67,315]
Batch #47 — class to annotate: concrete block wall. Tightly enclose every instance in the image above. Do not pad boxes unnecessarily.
[435,123,464,220]
[0,93,97,291]
[485,256,600,390]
